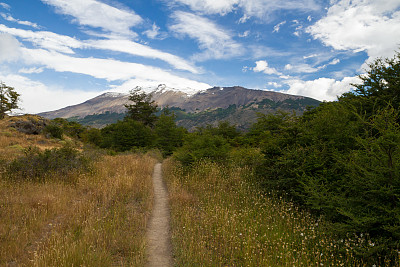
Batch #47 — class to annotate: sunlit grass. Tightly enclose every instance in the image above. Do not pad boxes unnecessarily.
[0,116,62,161]
[0,154,156,266]
[164,159,395,266]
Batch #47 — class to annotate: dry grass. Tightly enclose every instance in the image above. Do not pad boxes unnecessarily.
[164,159,390,266]
[0,115,62,161]
[0,154,156,266]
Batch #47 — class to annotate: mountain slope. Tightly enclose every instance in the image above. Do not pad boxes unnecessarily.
[39,86,320,130]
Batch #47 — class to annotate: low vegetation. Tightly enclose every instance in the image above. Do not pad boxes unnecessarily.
[169,52,400,265]
[5,145,92,183]
[164,159,387,266]
[0,114,157,265]
[0,153,156,266]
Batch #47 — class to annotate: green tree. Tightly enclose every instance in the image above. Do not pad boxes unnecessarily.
[154,108,186,156]
[51,118,87,139]
[337,107,400,238]
[174,133,231,166]
[100,119,155,152]
[0,82,20,119]
[206,121,240,143]
[82,128,102,146]
[340,51,400,115]
[124,87,158,127]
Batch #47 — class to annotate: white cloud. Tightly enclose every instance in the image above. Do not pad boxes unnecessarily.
[0,2,10,10]
[284,76,360,101]
[171,0,320,21]
[0,73,99,114]
[329,58,340,65]
[249,45,291,59]
[143,23,166,40]
[0,24,198,73]
[267,81,281,88]
[238,14,250,24]
[273,20,286,33]
[0,33,21,62]
[0,24,81,54]
[41,0,143,37]
[0,13,40,28]
[86,39,199,73]
[170,0,239,15]
[285,63,319,73]
[169,11,244,61]
[307,0,400,60]
[303,54,318,59]
[240,0,320,21]
[20,48,210,90]
[238,30,250,38]
[293,22,303,37]
[19,67,44,74]
[284,64,292,70]
[284,56,341,74]
[253,60,281,75]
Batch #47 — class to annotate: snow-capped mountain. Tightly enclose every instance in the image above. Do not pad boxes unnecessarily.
[39,86,321,130]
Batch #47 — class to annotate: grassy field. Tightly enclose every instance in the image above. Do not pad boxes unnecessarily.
[164,159,388,266]
[0,154,156,266]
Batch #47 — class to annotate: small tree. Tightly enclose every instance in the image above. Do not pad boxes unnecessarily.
[155,108,186,156]
[124,87,158,127]
[0,82,20,119]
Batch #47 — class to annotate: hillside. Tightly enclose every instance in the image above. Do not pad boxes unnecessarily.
[39,86,320,130]
[0,115,63,160]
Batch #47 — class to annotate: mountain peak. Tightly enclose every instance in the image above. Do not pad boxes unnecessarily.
[98,92,128,98]
[39,86,321,130]
[141,84,204,96]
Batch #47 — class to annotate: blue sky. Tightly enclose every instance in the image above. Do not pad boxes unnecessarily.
[0,0,399,114]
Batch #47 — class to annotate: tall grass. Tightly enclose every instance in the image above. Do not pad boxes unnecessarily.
[0,154,156,266]
[164,159,393,266]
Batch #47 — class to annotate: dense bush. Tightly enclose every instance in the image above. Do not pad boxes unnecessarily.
[251,106,400,263]
[171,52,400,263]
[174,133,231,166]
[82,128,103,146]
[154,109,186,157]
[44,124,64,139]
[247,53,400,263]
[6,145,92,182]
[173,121,240,166]
[100,119,155,152]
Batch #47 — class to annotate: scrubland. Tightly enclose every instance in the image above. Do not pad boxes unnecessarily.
[0,122,156,266]
[164,159,394,266]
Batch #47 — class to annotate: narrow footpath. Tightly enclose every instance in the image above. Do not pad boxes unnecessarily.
[146,163,173,267]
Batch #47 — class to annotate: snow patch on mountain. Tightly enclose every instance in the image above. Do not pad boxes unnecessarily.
[99,92,128,98]
[123,84,206,96]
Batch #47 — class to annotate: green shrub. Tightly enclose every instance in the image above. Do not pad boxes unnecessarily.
[229,147,264,168]
[174,133,231,166]
[82,128,102,146]
[100,119,155,152]
[6,145,92,183]
[44,124,64,139]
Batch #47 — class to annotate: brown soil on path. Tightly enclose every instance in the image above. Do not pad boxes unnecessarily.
[147,163,173,267]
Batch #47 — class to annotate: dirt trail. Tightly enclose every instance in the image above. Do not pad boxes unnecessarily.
[147,163,173,267]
